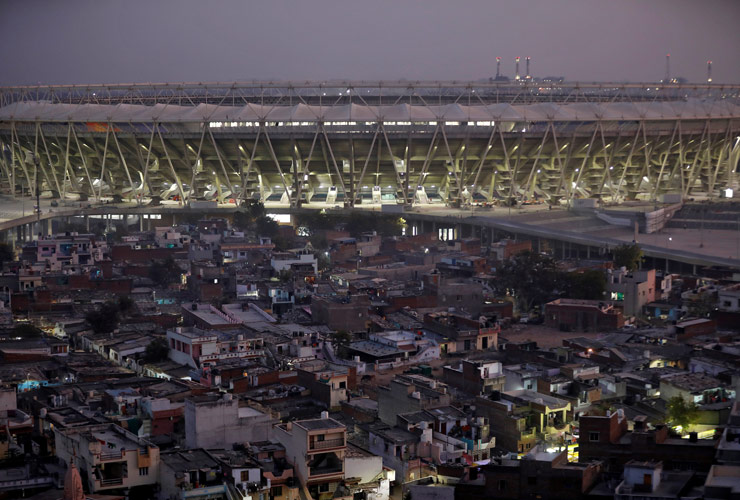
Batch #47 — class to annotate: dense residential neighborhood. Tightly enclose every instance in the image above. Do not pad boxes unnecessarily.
[0,204,739,500]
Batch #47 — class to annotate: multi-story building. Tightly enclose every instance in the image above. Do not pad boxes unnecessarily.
[275,415,348,500]
[377,374,451,426]
[475,390,571,454]
[54,423,160,494]
[578,411,717,474]
[311,294,369,332]
[184,394,276,449]
[607,268,658,317]
[167,326,264,369]
[443,360,505,395]
[544,298,624,332]
[295,359,351,410]
[36,232,104,270]
[158,449,226,500]
[423,312,499,353]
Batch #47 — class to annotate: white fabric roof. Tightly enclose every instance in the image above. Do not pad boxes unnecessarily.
[2,99,739,123]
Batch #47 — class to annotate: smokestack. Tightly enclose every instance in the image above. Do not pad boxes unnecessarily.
[496,57,501,79]
[707,60,713,83]
[525,56,531,79]
[515,57,521,80]
[664,54,671,83]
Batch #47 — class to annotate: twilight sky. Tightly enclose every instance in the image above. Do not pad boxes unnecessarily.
[2,0,739,86]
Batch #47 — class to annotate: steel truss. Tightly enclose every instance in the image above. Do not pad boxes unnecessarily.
[1,82,739,205]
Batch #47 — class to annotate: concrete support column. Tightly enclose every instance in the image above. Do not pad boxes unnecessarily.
[85,216,90,232]
[140,215,144,232]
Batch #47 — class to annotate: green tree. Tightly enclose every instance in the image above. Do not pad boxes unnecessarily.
[86,301,120,334]
[232,210,254,231]
[565,270,607,300]
[12,323,42,338]
[143,337,170,363]
[666,396,700,432]
[494,250,564,312]
[149,257,182,287]
[247,201,266,219]
[613,243,643,271]
[255,215,279,238]
[0,243,15,267]
[117,296,135,316]
[309,232,329,250]
[686,292,716,318]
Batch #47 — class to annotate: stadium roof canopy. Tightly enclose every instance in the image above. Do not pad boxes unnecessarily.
[2,99,740,123]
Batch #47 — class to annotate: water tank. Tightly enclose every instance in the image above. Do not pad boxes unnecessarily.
[321,411,329,419]
[222,393,233,402]
[411,391,421,400]
[40,408,47,418]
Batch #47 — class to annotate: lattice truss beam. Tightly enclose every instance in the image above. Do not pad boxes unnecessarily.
[1,81,739,205]
[1,118,738,206]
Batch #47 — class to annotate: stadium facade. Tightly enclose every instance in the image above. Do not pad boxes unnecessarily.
[1,81,739,207]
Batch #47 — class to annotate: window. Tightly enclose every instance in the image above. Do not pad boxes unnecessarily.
[317,434,325,442]
[319,483,329,492]
[241,470,250,482]
[139,467,149,476]
[589,431,600,442]
[339,381,346,389]
[272,486,283,496]
[498,480,507,491]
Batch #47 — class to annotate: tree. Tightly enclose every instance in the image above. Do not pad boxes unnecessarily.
[666,396,700,432]
[255,215,279,238]
[613,243,643,271]
[686,292,716,318]
[86,301,120,334]
[232,210,254,231]
[143,337,169,363]
[494,251,564,313]
[149,257,182,287]
[0,243,15,267]
[12,323,42,338]
[565,270,607,300]
[117,296,135,316]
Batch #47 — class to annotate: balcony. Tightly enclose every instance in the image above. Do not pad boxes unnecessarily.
[310,438,345,451]
[98,477,124,487]
[99,451,124,462]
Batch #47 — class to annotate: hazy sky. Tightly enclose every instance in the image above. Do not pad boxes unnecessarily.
[2,0,739,86]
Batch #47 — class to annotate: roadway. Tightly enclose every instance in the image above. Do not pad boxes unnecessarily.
[0,195,738,271]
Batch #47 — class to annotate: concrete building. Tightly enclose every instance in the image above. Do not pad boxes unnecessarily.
[54,423,160,494]
[475,390,571,454]
[295,359,351,410]
[443,360,505,395]
[377,374,451,425]
[158,449,226,500]
[423,312,499,353]
[274,416,347,500]
[310,294,369,332]
[456,446,601,500]
[184,394,276,449]
[544,298,624,332]
[659,372,730,404]
[578,411,717,474]
[614,461,696,500]
[167,326,264,369]
[607,268,659,317]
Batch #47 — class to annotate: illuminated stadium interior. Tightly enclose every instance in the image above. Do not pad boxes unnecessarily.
[1,81,739,208]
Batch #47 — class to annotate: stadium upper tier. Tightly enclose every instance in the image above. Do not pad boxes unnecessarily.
[1,81,739,207]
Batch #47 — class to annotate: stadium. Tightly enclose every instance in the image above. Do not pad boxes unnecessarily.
[0,81,739,208]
